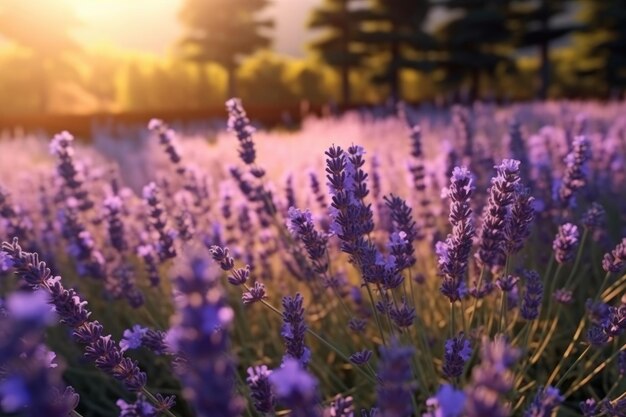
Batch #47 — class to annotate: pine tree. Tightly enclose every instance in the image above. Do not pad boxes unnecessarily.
[509,0,579,99]
[178,0,273,98]
[308,0,369,105]
[436,0,514,102]
[578,0,626,97]
[358,0,435,102]
[0,0,80,112]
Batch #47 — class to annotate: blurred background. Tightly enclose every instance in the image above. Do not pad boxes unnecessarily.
[0,0,624,132]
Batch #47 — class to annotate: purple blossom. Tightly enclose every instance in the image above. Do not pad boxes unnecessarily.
[553,288,573,305]
[287,207,329,275]
[437,166,475,301]
[281,293,311,367]
[504,186,535,254]
[6,290,56,325]
[226,98,257,166]
[443,334,472,379]
[558,135,591,207]
[269,358,321,417]
[117,395,156,417]
[523,386,563,417]
[476,159,521,274]
[602,238,626,273]
[376,343,416,417]
[349,349,373,366]
[423,384,466,417]
[2,239,148,392]
[552,223,580,264]
[167,255,242,417]
[120,325,148,352]
[246,365,275,414]
[579,398,598,417]
[327,395,354,417]
[465,335,520,417]
[242,282,267,305]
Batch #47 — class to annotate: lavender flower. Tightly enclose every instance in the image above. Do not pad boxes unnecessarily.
[309,171,328,209]
[287,207,329,275]
[582,203,606,232]
[148,119,185,174]
[167,255,243,417]
[384,194,418,270]
[3,239,147,390]
[521,270,543,320]
[376,343,416,417]
[49,131,93,211]
[443,333,472,379]
[476,159,521,274]
[143,183,176,261]
[120,325,148,352]
[103,195,127,253]
[227,265,250,286]
[496,275,519,293]
[464,335,520,417]
[349,349,373,366]
[523,386,563,417]
[558,135,591,207]
[389,298,416,328]
[226,98,257,166]
[281,293,311,367]
[246,365,275,414]
[553,288,573,305]
[553,223,580,264]
[0,299,79,417]
[423,384,466,417]
[602,238,626,273]
[437,166,475,302]
[242,282,267,305]
[269,358,321,417]
[579,398,598,417]
[117,395,156,417]
[327,395,354,417]
[504,186,535,254]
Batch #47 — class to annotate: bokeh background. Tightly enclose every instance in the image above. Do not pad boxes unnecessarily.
[0,0,624,129]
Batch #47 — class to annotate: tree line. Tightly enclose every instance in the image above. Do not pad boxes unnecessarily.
[0,0,624,115]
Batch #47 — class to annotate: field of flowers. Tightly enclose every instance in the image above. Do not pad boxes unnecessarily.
[0,99,625,417]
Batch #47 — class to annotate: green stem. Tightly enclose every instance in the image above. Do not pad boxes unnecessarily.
[244,285,378,384]
[141,387,178,417]
[365,283,387,346]
[551,345,591,389]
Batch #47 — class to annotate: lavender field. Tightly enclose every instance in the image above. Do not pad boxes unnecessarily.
[1,100,625,417]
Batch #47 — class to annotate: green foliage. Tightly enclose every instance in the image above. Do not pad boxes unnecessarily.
[435,0,515,101]
[177,0,273,97]
[577,0,626,95]
[308,0,370,104]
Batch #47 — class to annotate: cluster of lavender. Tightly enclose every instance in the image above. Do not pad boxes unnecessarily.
[0,290,79,416]
[1,99,626,417]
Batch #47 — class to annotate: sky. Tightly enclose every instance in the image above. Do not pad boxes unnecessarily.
[0,0,319,57]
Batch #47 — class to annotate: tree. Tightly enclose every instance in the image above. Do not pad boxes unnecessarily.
[509,0,579,99]
[578,0,626,97]
[358,0,436,102]
[436,0,514,102]
[178,0,273,98]
[0,0,80,112]
[308,0,369,105]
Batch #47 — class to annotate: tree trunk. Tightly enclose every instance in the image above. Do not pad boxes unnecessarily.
[538,0,550,100]
[390,37,400,103]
